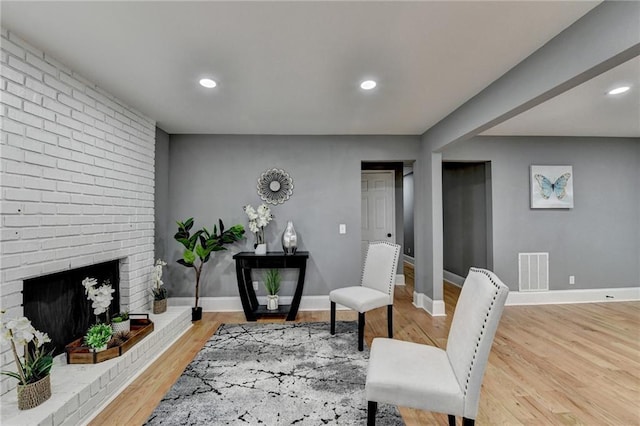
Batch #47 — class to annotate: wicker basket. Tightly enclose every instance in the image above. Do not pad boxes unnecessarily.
[153,298,167,314]
[17,374,51,410]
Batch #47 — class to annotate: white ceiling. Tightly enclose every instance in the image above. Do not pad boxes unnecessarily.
[3,1,631,137]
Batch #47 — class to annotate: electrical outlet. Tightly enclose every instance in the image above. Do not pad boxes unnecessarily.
[252,281,259,291]
[339,224,346,234]
[569,275,575,285]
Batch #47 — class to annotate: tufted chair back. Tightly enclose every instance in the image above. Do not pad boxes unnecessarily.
[361,241,401,304]
[446,267,509,419]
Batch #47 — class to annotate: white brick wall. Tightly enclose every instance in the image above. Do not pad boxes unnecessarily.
[0,29,156,395]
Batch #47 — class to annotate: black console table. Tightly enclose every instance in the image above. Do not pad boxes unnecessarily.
[233,251,309,321]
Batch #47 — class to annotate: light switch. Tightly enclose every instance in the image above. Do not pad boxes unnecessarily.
[339,224,346,234]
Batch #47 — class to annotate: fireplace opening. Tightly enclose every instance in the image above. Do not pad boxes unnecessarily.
[23,260,121,356]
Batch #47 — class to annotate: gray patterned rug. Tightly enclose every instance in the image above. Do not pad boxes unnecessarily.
[146,321,403,425]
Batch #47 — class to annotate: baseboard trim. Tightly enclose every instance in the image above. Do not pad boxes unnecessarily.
[506,287,640,305]
[169,295,348,312]
[443,270,464,287]
[412,291,446,317]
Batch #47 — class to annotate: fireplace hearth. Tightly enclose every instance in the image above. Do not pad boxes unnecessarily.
[23,260,121,356]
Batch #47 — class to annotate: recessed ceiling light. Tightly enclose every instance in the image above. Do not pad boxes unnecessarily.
[199,78,217,88]
[607,86,630,95]
[360,80,377,90]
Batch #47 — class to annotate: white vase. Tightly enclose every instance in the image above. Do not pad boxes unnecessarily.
[111,319,130,334]
[267,294,279,310]
[255,243,267,255]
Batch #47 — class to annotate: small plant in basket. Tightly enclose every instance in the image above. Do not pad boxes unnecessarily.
[151,259,168,314]
[0,310,54,409]
[84,323,112,352]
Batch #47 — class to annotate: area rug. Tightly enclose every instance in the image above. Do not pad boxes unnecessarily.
[146,321,403,425]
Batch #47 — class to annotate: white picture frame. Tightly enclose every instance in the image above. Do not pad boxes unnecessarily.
[530,165,574,209]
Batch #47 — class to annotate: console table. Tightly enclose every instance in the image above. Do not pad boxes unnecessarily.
[233,251,309,321]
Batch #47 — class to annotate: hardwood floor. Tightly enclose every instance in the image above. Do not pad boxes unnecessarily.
[91,264,640,425]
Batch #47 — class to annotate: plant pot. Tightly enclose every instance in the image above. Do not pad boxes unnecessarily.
[267,295,279,311]
[17,374,51,410]
[153,298,167,314]
[92,344,108,352]
[254,243,267,255]
[192,307,203,321]
[111,319,130,333]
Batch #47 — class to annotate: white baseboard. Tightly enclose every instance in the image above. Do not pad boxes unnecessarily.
[403,255,414,265]
[169,295,348,312]
[413,291,446,317]
[506,287,640,305]
[443,270,464,287]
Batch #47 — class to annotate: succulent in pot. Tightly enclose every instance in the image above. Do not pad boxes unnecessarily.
[85,323,113,352]
[111,311,130,333]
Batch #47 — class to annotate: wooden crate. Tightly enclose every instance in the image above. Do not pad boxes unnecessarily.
[65,315,154,364]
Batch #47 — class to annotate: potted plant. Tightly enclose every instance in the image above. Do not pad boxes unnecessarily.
[0,311,53,410]
[244,203,273,254]
[174,218,245,321]
[82,277,115,323]
[264,269,281,310]
[84,323,113,352]
[151,259,168,314]
[111,311,130,333]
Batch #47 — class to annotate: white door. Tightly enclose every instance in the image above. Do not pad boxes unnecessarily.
[361,171,395,262]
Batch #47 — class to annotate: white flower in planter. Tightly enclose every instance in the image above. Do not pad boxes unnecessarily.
[82,277,115,322]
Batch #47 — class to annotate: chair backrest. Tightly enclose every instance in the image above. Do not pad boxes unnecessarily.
[361,241,401,303]
[445,267,509,419]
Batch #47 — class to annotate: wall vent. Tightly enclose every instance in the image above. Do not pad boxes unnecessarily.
[518,252,549,291]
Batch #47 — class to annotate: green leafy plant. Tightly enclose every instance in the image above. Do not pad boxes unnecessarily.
[111,311,129,323]
[264,269,281,296]
[0,311,53,385]
[174,218,245,309]
[84,323,113,350]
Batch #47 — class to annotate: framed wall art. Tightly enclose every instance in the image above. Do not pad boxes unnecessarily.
[530,165,574,209]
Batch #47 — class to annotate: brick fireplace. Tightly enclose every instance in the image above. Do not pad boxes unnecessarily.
[0,27,185,423]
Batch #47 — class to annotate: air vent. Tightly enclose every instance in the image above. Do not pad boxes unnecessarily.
[518,253,549,291]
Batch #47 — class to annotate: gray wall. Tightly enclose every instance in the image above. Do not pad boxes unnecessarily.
[442,162,489,276]
[443,136,640,291]
[403,172,415,257]
[154,127,170,262]
[162,135,420,299]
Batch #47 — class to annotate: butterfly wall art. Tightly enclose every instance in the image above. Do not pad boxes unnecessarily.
[530,165,574,208]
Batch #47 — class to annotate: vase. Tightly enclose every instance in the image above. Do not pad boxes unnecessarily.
[111,319,130,334]
[153,298,167,314]
[281,220,298,255]
[254,243,267,255]
[267,294,279,310]
[17,374,51,410]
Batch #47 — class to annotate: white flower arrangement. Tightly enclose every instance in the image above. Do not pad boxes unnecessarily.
[151,259,168,300]
[0,310,53,385]
[82,277,115,323]
[244,203,274,246]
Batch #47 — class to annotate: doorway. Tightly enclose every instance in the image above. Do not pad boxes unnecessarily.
[442,161,493,284]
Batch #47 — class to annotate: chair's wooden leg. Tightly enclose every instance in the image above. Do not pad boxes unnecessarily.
[387,305,393,338]
[330,302,336,335]
[367,401,377,426]
[448,414,456,426]
[462,418,475,426]
[358,312,365,351]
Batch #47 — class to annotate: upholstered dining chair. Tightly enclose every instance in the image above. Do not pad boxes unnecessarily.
[365,267,509,426]
[329,241,401,351]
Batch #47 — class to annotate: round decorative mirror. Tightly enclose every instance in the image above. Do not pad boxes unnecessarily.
[257,168,294,205]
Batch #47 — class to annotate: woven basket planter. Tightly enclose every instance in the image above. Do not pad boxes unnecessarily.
[17,374,51,410]
[153,299,167,314]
